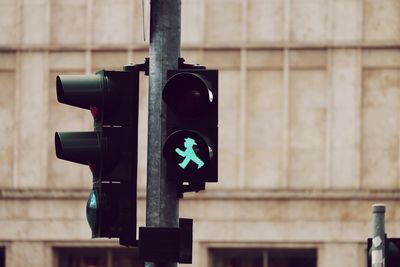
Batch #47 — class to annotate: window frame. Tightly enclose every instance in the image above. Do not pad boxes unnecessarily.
[52,242,141,267]
[205,242,320,267]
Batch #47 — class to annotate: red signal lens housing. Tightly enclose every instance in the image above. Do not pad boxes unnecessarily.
[90,106,99,119]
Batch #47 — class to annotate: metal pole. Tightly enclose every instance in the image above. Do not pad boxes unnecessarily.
[372,204,386,267]
[146,0,181,266]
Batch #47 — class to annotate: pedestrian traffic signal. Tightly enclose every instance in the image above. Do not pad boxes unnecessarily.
[55,69,139,246]
[162,69,218,192]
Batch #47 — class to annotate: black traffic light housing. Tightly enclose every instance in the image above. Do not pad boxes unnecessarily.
[162,68,218,195]
[367,237,400,267]
[55,69,139,246]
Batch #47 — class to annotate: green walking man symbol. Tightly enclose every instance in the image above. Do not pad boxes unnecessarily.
[175,137,204,169]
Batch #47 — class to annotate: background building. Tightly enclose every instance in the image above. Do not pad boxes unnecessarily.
[0,0,399,266]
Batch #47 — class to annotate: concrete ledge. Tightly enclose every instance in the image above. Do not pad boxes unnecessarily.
[187,189,400,201]
[1,188,399,201]
[0,42,399,52]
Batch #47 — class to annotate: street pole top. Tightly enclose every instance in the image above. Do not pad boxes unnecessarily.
[372,204,386,213]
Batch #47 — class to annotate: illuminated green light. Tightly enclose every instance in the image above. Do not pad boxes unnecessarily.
[86,190,98,231]
[175,137,204,169]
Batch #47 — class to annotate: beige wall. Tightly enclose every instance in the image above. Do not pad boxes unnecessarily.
[0,0,399,266]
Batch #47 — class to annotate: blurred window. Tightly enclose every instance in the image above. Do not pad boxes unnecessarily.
[55,247,141,267]
[0,247,4,267]
[211,248,317,267]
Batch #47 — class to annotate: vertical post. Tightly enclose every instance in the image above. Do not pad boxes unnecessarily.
[146,0,181,266]
[372,204,386,267]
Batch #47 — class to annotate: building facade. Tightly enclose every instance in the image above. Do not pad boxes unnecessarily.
[0,0,399,266]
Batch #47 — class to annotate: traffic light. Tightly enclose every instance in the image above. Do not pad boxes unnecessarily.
[367,237,400,267]
[55,69,139,246]
[162,68,218,193]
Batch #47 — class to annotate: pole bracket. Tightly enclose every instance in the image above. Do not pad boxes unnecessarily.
[124,58,150,75]
[178,57,206,70]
